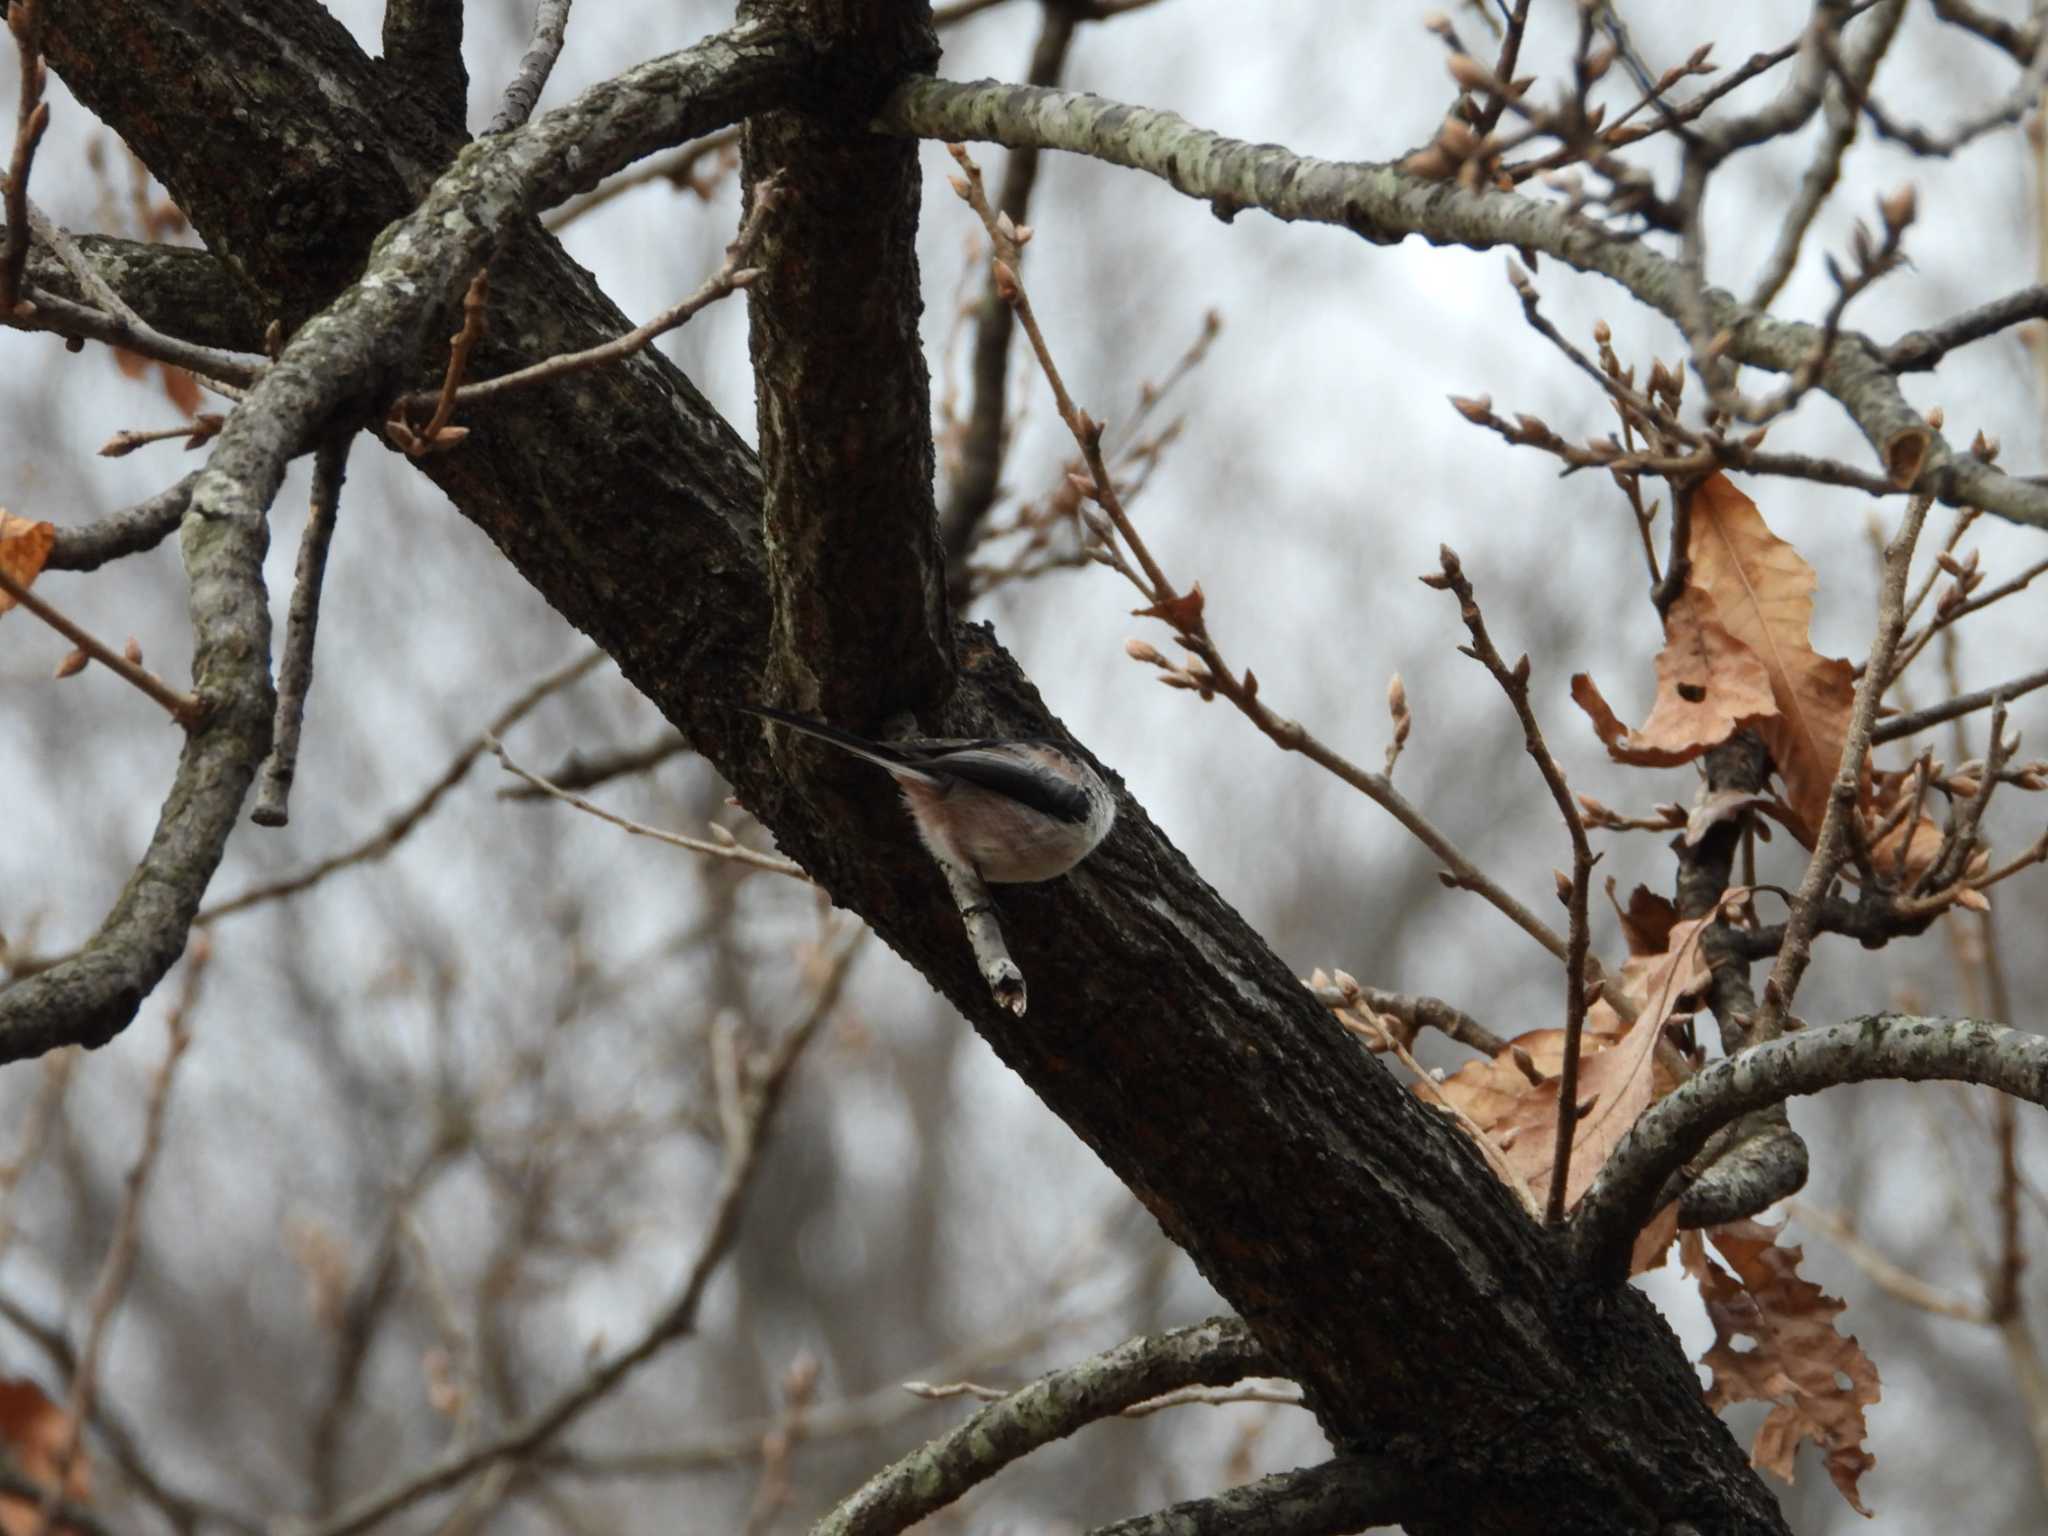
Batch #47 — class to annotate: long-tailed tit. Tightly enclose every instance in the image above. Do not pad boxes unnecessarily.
[738,705,1115,884]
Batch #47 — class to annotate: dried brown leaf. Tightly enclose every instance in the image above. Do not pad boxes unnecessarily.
[1572,586,1777,766]
[1434,917,1710,1210]
[0,512,56,613]
[1682,1220,1881,1516]
[1685,475,1860,842]
[1608,879,1677,956]
[1630,1200,1681,1276]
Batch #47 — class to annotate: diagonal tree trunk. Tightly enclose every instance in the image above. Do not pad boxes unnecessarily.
[28,3,1795,1528]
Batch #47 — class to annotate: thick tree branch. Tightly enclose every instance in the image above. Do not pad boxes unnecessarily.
[2,19,808,1063]
[25,8,1813,1528]
[2,229,268,352]
[489,0,571,134]
[1084,1457,1426,1536]
[815,1318,1277,1536]
[1574,1015,2048,1284]
[741,0,951,720]
[874,76,2048,532]
[380,0,467,135]
[0,503,271,1060]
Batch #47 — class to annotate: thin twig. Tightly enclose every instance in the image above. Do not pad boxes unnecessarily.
[489,0,571,134]
[305,924,864,1536]
[200,650,609,922]
[0,562,203,725]
[939,1,1081,601]
[1789,1200,1990,1322]
[486,736,809,881]
[1468,0,1532,138]
[1874,663,2048,744]
[1747,0,1905,311]
[1423,546,1595,1224]
[1751,493,1930,1041]
[0,1047,73,1266]
[98,416,224,458]
[1,0,49,316]
[740,1354,818,1536]
[31,940,205,1536]
[388,268,489,457]
[406,178,783,413]
[5,285,260,389]
[1886,284,2048,371]
[495,733,690,799]
[542,128,740,232]
[254,432,352,827]
[946,142,1576,970]
[1354,986,1511,1059]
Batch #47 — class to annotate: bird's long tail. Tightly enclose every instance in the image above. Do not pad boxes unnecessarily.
[733,704,930,780]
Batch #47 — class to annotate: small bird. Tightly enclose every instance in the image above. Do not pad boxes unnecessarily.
[737,704,1115,884]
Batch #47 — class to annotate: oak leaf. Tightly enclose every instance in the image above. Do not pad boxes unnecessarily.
[0,511,55,612]
[1682,1220,1881,1516]
[1684,474,1860,841]
[1433,917,1711,1211]
[1572,584,1778,766]
[1607,879,1677,957]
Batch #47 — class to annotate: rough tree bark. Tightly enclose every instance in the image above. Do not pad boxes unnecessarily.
[21,2,2023,1531]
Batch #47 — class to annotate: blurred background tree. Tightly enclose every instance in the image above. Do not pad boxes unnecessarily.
[1,2,2045,1533]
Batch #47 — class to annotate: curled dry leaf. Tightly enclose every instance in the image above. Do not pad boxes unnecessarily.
[0,511,56,612]
[1682,1220,1880,1516]
[1684,475,1861,843]
[1684,788,1795,847]
[1606,878,1677,957]
[1432,917,1712,1211]
[1630,1199,1681,1276]
[1868,811,1944,885]
[1571,586,1778,767]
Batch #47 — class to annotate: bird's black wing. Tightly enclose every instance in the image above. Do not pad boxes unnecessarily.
[926,747,1094,824]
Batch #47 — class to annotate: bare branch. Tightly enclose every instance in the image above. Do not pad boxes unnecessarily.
[1750,493,1929,1041]
[1423,545,1596,1223]
[200,650,609,923]
[489,0,571,134]
[947,145,1576,969]
[1575,1014,2048,1283]
[1746,0,1905,311]
[1884,283,2048,371]
[31,943,203,1536]
[1084,1457,1427,1536]
[486,735,809,881]
[877,75,2048,531]
[939,0,1083,601]
[1790,1201,1990,1323]
[0,561,203,724]
[404,176,784,414]
[1,0,49,316]
[1874,663,2048,744]
[45,474,197,572]
[253,432,352,826]
[306,923,864,1536]
[0,501,272,1062]
[815,1319,1279,1536]
[542,128,739,232]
